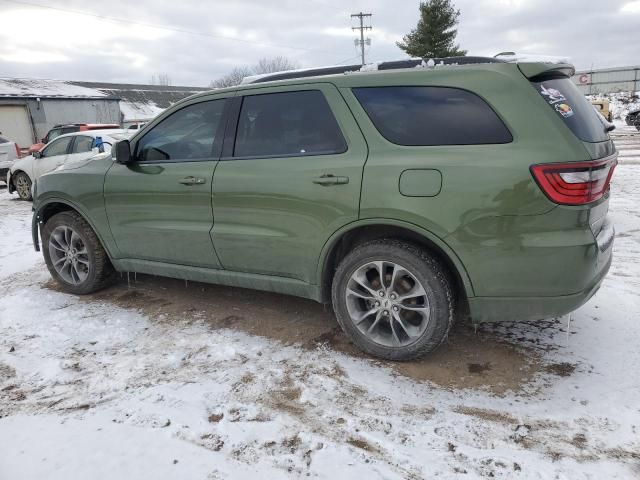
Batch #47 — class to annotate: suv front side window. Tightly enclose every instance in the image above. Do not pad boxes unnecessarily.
[41,136,73,157]
[136,100,225,162]
[233,90,347,158]
[46,129,64,143]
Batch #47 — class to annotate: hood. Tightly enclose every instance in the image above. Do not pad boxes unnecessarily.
[10,154,34,172]
[54,151,112,173]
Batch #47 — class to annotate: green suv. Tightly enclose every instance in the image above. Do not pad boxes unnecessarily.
[31,58,617,360]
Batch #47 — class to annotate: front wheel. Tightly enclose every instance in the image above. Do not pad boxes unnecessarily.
[13,172,32,200]
[42,211,115,294]
[331,240,454,361]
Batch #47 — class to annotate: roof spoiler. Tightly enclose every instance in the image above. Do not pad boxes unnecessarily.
[518,63,576,80]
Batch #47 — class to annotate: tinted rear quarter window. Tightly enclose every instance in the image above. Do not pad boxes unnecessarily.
[532,77,608,143]
[234,90,347,158]
[353,86,512,146]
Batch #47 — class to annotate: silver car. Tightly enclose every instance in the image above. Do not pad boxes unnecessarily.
[0,135,20,184]
[8,129,131,200]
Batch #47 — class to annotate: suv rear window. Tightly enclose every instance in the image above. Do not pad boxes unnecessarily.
[352,86,512,146]
[532,77,608,143]
[234,90,347,158]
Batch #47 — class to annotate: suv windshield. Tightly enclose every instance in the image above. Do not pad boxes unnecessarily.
[532,77,608,143]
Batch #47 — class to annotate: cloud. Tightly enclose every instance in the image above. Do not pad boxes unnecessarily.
[621,1,640,12]
[0,0,635,85]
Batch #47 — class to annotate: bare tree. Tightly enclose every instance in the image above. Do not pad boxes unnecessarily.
[209,66,254,89]
[150,73,172,86]
[254,56,300,74]
[209,57,300,88]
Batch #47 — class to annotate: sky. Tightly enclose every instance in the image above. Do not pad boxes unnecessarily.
[0,0,638,87]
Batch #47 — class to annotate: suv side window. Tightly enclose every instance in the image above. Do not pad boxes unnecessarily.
[42,136,73,157]
[233,90,347,158]
[47,128,64,143]
[353,86,512,146]
[71,135,94,153]
[136,100,225,162]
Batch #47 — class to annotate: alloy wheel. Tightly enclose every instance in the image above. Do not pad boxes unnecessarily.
[345,260,431,347]
[48,225,90,285]
[15,174,31,199]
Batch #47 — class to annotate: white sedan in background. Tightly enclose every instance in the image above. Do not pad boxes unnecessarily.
[7,129,130,200]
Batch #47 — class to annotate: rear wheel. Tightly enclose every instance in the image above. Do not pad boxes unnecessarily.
[13,172,32,200]
[331,240,454,361]
[42,211,115,294]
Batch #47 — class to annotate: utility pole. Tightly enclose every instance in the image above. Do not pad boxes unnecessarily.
[351,12,372,66]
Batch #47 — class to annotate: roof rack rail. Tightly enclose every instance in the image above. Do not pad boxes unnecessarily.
[245,56,505,84]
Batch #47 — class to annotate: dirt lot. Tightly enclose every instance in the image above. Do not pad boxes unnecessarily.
[79,273,544,396]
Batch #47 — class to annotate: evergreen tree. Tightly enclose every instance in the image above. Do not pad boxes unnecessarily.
[397,0,467,58]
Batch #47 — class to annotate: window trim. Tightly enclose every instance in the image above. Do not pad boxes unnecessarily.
[133,98,230,165]
[352,85,513,147]
[221,89,349,162]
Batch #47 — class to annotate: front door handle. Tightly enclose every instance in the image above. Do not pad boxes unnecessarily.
[312,174,349,186]
[179,176,206,185]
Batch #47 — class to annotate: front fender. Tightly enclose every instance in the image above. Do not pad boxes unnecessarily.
[32,196,118,259]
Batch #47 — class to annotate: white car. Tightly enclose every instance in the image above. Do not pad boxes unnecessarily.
[8,129,131,200]
[0,135,20,185]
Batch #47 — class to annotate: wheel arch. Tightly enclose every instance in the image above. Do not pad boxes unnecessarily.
[317,219,475,304]
[8,169,30,193]
[33,198,114,259]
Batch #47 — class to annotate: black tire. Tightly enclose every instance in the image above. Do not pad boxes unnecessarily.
[42,211,115,294]
[331,240,454,361]
[13,172,32,201]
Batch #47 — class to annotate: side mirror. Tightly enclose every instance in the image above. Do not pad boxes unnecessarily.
[114,140,132,164]
[33,150,42,159]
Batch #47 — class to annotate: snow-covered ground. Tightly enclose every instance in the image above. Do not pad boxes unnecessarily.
[1,162,639,479]
[613,121,640,164]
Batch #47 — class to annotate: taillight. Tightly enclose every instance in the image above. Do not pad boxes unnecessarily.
[530,155,617,206]
[14,143,20,158]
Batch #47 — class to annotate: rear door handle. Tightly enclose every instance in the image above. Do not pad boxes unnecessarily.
[312,174,349,186]
[179,176,206,185]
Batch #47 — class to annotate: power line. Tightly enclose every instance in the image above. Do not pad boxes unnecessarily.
[351,12,372,66]
[0,0,337,55]
[336,54,362,65]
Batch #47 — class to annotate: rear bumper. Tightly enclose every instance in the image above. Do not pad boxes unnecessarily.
[468,255,610,322]
[467,217,614,323]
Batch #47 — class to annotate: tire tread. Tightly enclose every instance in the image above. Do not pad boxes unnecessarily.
[42,211,115,294]
[331,239,455,361]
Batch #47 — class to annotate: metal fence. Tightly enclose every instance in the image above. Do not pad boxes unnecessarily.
[573,66,640,95]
